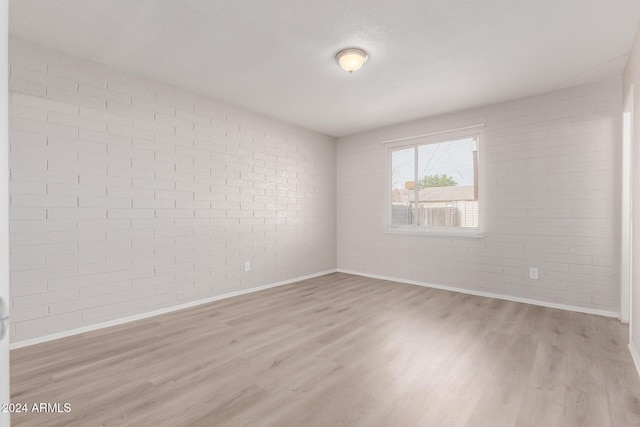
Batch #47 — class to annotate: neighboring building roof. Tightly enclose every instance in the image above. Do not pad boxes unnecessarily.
[392,185,475,202]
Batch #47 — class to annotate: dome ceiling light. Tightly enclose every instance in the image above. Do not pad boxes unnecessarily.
[335,48,368,74]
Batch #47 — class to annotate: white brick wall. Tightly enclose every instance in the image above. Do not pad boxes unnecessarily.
[8,38,337,343]
[337,77,621,313]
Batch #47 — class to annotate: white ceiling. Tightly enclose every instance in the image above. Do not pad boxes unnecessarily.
[9,1,640,137]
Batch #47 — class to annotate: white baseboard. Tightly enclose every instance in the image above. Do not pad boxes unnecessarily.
[11,267,620,350]
[336,269,620,319]
[629,340,640,379]
[10,269,337,350]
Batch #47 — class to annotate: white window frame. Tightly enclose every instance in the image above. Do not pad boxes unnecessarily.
[385,125,484,237]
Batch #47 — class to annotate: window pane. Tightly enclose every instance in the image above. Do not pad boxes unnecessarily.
[391,148,416,226]
[416,137,478,228]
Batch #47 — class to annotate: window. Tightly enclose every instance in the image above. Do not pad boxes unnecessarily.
[388,128,480,234]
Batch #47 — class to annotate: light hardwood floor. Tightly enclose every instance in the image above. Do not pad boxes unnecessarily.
[10,273,640,426]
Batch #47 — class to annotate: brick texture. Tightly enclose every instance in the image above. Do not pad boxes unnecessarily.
[337,78,622,313]
[8,38,337,342]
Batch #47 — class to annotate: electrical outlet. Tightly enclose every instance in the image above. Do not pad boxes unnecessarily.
[244,261,251,272]
[529,267,538,280]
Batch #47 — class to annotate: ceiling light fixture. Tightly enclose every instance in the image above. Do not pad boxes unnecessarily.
[335,48,368,74]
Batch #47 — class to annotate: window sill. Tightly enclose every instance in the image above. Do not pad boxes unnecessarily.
[384,228,485,239]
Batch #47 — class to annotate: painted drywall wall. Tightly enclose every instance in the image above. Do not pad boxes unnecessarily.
[337,78,622,315]
[8,38,337,343]
[0,5,10,426]
[623,21,640,367]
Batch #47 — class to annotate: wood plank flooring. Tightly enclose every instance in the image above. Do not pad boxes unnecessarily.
[9,273,640,426]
